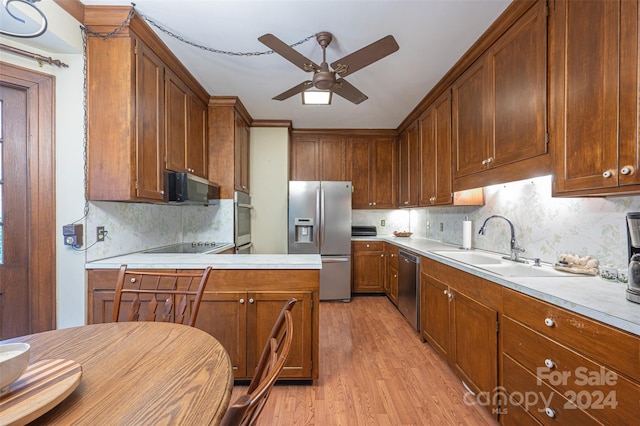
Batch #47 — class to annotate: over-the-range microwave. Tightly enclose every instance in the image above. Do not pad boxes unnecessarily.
[164,171,220,205]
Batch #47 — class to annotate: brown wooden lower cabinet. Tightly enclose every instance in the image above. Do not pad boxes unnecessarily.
[384,243,399,305]
[351,241,385,293]
[87,268,319,381]
[420,257,501,418]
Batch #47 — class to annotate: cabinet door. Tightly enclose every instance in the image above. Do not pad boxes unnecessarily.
[234,113,250,192]
[165,70,188,174]
[349,138,372,208]
[388,265,398,306]
[187,94,207,178]
[419,90,453,206]
[489,0,547,169]
[450,289,498,402]
[398,122,419,207]
[452,58,490,179]
[290,135,319,181]
[135,41,165,200]
[551,0,620,193]
[352,243,384,292]
[196,292,248,378]
[420,272,450,360]
[372,137,397,208]
[247,291,313,379]
[319,137,349,181]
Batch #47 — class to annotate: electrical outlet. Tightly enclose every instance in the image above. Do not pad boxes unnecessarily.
[381,219,386,227]
[97,226,106,242]
[439,223,444,232]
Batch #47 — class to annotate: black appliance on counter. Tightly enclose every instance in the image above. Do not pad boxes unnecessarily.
[626,212,640,303]
[352,225,377,237]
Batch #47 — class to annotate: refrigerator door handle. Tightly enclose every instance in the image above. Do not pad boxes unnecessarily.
[315,186,321,248]
[320,186,326,248]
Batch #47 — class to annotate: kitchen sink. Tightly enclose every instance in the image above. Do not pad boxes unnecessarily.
[432,250,580,278]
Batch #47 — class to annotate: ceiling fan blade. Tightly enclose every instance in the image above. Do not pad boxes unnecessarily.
[259,33,320,72]
[332,78,368,104]
[330,35,399,78]
[273,81,314,101]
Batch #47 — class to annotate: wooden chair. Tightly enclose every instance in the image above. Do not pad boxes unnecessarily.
[112,265,212,327]
[220,298,297,426]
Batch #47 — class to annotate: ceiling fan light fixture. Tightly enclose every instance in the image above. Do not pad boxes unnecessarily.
[302,90,332,105]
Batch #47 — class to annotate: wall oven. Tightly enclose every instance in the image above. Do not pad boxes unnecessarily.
[234,191,252,253]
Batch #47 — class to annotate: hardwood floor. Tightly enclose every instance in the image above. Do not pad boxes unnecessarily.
[231,295,498,425]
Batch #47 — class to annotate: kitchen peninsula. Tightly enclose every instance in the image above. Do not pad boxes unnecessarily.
[86,253,321,381]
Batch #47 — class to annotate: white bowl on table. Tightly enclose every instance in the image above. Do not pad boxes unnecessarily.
[0,343,30,394]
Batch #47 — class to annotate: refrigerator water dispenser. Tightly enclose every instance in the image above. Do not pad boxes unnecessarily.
[294,218,314,243]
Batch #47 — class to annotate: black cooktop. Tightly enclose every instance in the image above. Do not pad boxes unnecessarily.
[143,242,225,254]
[352,226,377,237]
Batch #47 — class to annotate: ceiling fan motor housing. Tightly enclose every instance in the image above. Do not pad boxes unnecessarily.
[313,64,336,90]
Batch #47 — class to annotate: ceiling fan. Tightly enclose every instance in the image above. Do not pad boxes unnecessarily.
[258,32,399,104]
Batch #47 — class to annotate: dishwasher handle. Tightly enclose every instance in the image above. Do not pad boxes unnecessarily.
[398,250,420,263]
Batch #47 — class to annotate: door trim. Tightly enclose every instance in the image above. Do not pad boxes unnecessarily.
[1,62,56,333]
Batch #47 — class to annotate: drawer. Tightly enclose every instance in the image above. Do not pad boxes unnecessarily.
[502,316,640,425]
[502,288,639,382]
[500,397,542,426]
[352,241,383,252]
[386,244,399,268]
[502,355,602,425]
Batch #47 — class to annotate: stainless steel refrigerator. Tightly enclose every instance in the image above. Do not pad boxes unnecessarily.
[288,181,352,301]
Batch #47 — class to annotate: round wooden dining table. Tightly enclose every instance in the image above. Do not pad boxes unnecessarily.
[1,322,233,425]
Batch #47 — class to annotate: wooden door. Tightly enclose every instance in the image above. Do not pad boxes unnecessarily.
[452,58,490,178]
[247,292,313,379]
[619,0,640,188]
[0,66,55,339]
[187,94,207,178]
[551,0,619,193]
[165,70,188,174]
[349,138,372,208]
[290,135,319,181]
[450,289,498,410]
[196,291,248,377]
[371,137,396,208]
[319,136,349,181]
[352,246,384,292]
[489,0,547,169]
[433,91,453,204]
[135,40,165,200]
[420,273,450,360]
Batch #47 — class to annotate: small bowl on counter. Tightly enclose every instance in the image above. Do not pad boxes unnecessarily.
[393,231,413,237]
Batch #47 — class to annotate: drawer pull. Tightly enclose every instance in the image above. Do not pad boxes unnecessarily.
[544,358,555,369]
[544,318,555,327]
[545,407,556,418]
[130,278,136,283]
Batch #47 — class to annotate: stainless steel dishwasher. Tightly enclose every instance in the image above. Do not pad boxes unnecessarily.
[398,249,420,331]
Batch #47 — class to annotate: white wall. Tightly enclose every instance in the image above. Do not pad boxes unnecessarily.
[249,127,289,254]
[1,0,87,328]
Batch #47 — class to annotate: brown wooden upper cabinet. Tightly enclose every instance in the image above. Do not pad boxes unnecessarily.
[419,90,453,206]
[290,134,350,181]
[208,97,252,198]
[350,136,397,209]
[85,9,210,202]
[452,0,548,191]
[551,0,640,196]
[165,69,208,179]
[398,121,419,208]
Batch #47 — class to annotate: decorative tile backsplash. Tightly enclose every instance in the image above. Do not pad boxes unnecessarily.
[353,175,639,270]
[86,200,234,261]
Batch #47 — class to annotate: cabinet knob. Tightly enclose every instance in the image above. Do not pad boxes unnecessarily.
[160,190,165,195]
[372,202,376,206]
[369,202,372,206]
[621,166,634,175]
[481,159,487,165]
[366,244,370,248]
[130,278,136,283]
[544,358,555,369]
[239,298,245,304]
[242,185,247,189]
[486,157,493,163]
[602,170,613,178]
[404,201,409,205]
[381,254,384,257]
[545,408,556,418]
[249,298,254,304]
[430,197,435,203]
[390,254,395,258]
[393,274,397,278]
[443,290,449,295]
[544,318,555,327]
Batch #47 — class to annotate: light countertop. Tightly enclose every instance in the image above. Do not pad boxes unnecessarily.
[364,235,640,336]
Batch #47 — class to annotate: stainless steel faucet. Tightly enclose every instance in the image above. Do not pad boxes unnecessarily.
[478,215,525,263]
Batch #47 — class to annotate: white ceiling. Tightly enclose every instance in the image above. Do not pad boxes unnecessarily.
[78,0,511,129]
